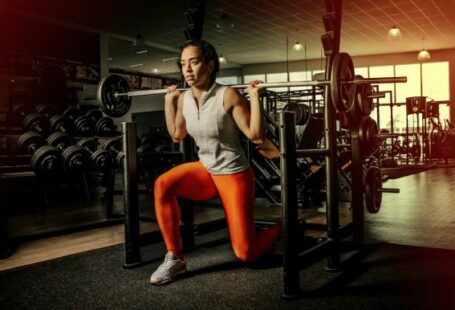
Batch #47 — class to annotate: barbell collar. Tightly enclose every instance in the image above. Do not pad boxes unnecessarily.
[357,76,407,84]
[376,133,399,138]
[367,93,386,99]
[377,188,400,193]
[114,76,408,98]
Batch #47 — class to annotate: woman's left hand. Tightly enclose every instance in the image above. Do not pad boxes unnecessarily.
[247,80,263,97]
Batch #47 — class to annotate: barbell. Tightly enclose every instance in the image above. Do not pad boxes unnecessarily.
[358,116,399,156]
[96,53,407,117]
[364,165,400,214]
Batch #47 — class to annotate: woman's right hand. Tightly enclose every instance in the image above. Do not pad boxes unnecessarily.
[164,85,181,104]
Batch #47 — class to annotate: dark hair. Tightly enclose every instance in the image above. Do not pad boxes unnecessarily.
[179,40,220,84]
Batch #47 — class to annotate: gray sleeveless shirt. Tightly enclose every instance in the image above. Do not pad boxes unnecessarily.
[182,83,249,175]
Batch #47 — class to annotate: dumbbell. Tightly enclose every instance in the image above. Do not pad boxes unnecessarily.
[101,137,124,169]
[85,109,117,137]
[35,104,74,135]
[16,131,61,174]
[9,104,50,134]
[77,138,112,172]
[46,132,91,174]
[63,107,116,137]
[63,107,95,137]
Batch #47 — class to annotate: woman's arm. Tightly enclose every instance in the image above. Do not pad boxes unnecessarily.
[227,81,265,144]
[164,86,187,143]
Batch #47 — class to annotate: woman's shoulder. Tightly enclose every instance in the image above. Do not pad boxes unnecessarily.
[178,90,188,107]
[223,86,241,99]
[222,86,244,111]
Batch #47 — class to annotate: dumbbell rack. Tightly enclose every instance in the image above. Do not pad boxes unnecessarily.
[0,80,121,259]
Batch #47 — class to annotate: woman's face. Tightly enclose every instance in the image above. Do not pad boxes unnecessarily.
[180,45,213,88]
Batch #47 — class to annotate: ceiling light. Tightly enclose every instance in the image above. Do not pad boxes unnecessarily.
[417,49,431,61]
[219,55,227,64]
[292,42,304,51]
[129,63,143,68]
[162,57,179,62]
[387,26,402,40]
[153,68,159,74]
[133,49,148,55]
[417,37,431,61]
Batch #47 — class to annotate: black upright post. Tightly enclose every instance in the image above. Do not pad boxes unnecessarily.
[280,112,301,299]
[104,168,115,219]
[0,191,10,258]
[122,122,142,268]
[183,0,207,41]
[406,109,409,165]
[323,0,342,271]
[350,126,364,243]
[180,137,195,251]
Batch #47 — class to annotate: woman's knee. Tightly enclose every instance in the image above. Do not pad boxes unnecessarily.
[233,245,255,263]
[154,174,172,199]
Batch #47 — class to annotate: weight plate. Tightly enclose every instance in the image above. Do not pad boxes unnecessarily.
[282,103,311,125]
[36,104,56,117]
[364,165,382,214]
[77,138,97,150]
[47,131,71,149]
[330,53,356,113]
[358,116,378,156]
[92,149,111,171]
[96,117,115,137]
[97,75,131,117]
[17,131,44,154]
[115,151,124,169]
[74,115,95,137]
[22,113,50,134]
[63,107,82,120]
[345,82,373,122]
[61,145,90,174]
[357,83,373,117]
[86,109,103,122]
[101,137,122,152]
[31,145,61,174]
[50,114,74,135]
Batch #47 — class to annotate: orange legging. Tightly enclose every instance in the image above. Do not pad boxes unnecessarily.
[153,161,282,262]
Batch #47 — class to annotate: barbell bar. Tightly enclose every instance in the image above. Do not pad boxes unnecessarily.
[112,77,406,98]
[96,52,407,117]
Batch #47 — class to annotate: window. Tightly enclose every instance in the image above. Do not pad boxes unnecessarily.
[355,67,369,78]
[289,71,311,91]
[422,62,449,101]
[216,76,239,85]
[266,72,288,93]
[395,64,420,104]
[422,62,450,123]
[243,74,266,84]
[311,70,325,80]
[368,66,394,130]
[369,65,394,105]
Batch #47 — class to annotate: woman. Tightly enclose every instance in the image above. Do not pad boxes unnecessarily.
[150,40,281,285]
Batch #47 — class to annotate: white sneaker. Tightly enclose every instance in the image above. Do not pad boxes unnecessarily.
[150,253,187,285]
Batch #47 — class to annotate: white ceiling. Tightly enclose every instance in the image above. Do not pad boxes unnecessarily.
[3,0,455,75]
